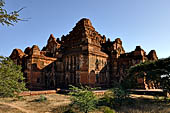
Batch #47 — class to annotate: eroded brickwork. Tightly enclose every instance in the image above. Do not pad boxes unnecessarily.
[10,18,158,90]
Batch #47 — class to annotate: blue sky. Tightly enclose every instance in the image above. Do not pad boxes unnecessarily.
[1,0,170,58]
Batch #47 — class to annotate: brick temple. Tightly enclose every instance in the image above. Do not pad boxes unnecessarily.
[10,18,158,90]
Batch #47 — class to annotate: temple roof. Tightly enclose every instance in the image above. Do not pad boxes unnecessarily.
[10,48,25,59]
[75,18,93,28]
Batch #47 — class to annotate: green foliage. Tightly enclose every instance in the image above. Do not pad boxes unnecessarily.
[126,57,170,92]
[68,85,98,113]
[99,86,131,108]
[34,95,47,102]
[0,0,22,26]
[64,108,76,113]
[103,106,116,113]
[0,56,27,97]
[111,87,129,106]
[99,91,115,107]
[17,96,25,100]
[52,105,70,113]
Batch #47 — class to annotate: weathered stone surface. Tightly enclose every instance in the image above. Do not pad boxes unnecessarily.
[10,18,158,90]
[10,49,25,65]
[43,34,61,57]
[147,50,158,60]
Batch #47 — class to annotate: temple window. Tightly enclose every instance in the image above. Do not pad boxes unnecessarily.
[66,56,69,71]
[70,56,73,70]
[74,56,76,65]
[74,56,76,70]
[105,62,107,66]
[95,59,99,70]
[76,57,80,70]
[77,63,80,70]
[96,74,99,83]
[37,78,40,83]
[70,74,73,83]
[96,37,99,42]
[32,63,37,71]
[77,74,80,83]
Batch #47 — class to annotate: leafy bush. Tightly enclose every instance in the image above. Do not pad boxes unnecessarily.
[64,108,76,113]
[103,106,116,113]
[17,96,25,100]
[99,86,130,108]
[110,87,129,106]
[34,95,47,102]
[99,91,115,107]
[0,56,27,97]
[69,85,98,113]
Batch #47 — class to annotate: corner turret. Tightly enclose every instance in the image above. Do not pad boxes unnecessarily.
[147,50,158,60]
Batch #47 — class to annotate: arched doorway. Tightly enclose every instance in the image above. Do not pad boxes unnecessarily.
[89,70,96,86]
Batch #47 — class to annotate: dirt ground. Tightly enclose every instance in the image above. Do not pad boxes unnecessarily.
[0,94,70,113]
[0,104,24,113]
[0,94,169,113]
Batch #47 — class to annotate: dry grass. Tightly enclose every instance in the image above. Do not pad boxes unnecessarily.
[0,94,169,113]
[116,94,170,113]
[0,104,24,113]
[0,94,71,113]
[117,99,170,113]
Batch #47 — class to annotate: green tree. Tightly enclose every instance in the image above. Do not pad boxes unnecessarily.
[126,57,170,92]
[0,56,27,97]
[69,85,98,113]
[100,85,130,108]
[0,0,22,26]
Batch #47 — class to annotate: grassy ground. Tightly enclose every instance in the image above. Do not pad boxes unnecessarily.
[0,94,169,113]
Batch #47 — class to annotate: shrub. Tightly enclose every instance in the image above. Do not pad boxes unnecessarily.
[69,85,98,113]
[99,91,115,107]
[64,108,76,113]
[34,95,47,102]
[99,86,130,108]
[0,56,27,97]
[17,96,25,100]
[99,106,116,113]
[110,87,129,106]
[103,106,116,113]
